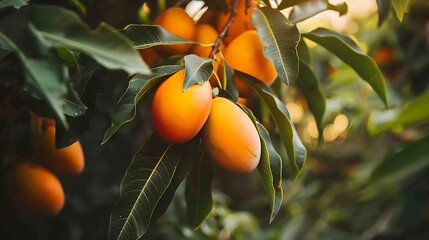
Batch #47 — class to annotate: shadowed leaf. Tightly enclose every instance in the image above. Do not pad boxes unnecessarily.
[185,145,214,229]
[108,135,188,240]
[26,5,149,74]
[370,135,429,184]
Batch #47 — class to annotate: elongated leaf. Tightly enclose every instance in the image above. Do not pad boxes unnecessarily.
[108,135,187,240]
[376,0,392,26]
[370,135,429,184]
[256,122,283,223]
[103,65,183,144]
[238,71,306,178]
[297,60,325,134]
[185,146,214,229]
[252,7,300,84]
[218,58,238,101]
[392,0,409,22]
[150,140,195,225]
[303,28,388,107]
[0,17,68,127]
[367,93,429,136]
[0,0,28,9]
[238,104,282,222]
[121,24,198,49]
[24,5,149,74]
[183,54,213,91]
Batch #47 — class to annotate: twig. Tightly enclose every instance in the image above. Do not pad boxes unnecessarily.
[209,0,239,58]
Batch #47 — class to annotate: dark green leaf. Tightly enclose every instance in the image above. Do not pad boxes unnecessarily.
[68,0,87,15]
[0,0,28,9]
[367,93,429,136]
[63,82,87,117]
[252,7,300,84]
[26,5,149,74]
[108,135,187,240]
[102,65,183,144]
[392,0,409,22]
[256,122,283,223]
[370,135,429,184]
[121,24,198,49]
[0,16,68,127]
[238,71,306,178]
[303,28,388,107]
[218,58,238,101]
[238,104,283,223]
[297,60,325,135]
[55,47,79,69]
[297,38,311,63]
[150,140,196,225]
[376,0,391,26]
[183,54,213,91]
[185,145,214,229]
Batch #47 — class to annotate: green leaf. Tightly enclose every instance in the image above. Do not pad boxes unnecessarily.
[256,122,283,223]
[370,135,429,184]
[185,145,214,229]
[252,7,300,85]
[238,104,283,223]
[218,58,238,101]
[297,37,311,63]
[367,93,429,136]
[238,71,306,178]
[0,0,28,9]
[121,24,198,49]
[297,60,325,135]
[25,5,149,74]
[63,83,87,117]
[376,0,392,26]
[0,17,68,128]
[303,28,388,107]
[102,65,183,144]
[108,135,187,240]
[150,140,195,225]
[289,0,348,23]
[183,54,213,91]
[392,0,409,22]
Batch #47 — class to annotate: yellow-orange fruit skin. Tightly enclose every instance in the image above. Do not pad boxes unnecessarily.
[40,126,85,176]
[139,47,161,67]
[216,0,256,44]
[8,162,64,216]
[153,7,196,56]
[152,70,212,144]
[202,97,261,172]
[190,24,225,58]
[224,30,277,97]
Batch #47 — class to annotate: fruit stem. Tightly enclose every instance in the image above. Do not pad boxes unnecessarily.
[209,0,239,58]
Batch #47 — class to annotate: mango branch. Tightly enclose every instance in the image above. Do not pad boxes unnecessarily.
[209,0,239,58]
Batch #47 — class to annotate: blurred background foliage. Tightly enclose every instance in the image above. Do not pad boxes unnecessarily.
[1,0,429,239]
